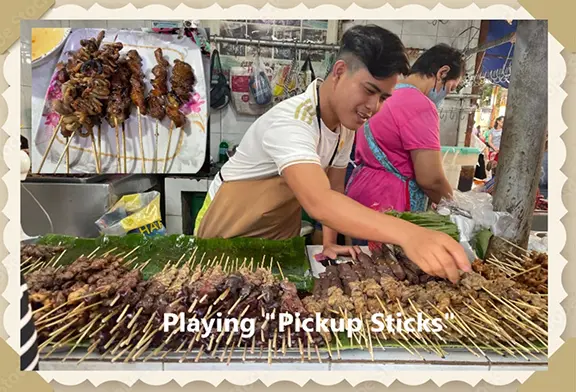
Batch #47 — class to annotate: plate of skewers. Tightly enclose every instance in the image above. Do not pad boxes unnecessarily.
[31,28,208,174]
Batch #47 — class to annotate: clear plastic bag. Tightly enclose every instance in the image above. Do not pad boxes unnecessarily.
[437,190,519,260]
[95,191,166,237]
[528,234,548,252]
[249,55,273,106]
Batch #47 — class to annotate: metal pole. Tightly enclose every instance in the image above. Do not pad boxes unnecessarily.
[463,32,515,58]
[487,20,548,255]
[210,35,427,54]
[464,20,490,147]
[210,35,340,51]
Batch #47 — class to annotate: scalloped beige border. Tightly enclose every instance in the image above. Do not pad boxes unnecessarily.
[1,2,567,389]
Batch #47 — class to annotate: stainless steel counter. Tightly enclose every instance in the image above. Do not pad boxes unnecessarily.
[21,175,158,238]
[38,346,546,371]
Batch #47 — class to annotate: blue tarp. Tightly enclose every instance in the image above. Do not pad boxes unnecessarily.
[481,20,517,89]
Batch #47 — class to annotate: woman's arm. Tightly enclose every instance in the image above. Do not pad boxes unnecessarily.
[411,149,453,203]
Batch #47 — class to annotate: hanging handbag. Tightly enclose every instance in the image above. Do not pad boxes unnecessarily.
[297,52,316,93]
[300,53,316,83]
[210,49,231,110]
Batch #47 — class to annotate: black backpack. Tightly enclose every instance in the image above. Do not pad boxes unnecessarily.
[210,49,231,110]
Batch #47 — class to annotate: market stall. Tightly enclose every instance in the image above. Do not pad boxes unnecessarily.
[19,19,549,372]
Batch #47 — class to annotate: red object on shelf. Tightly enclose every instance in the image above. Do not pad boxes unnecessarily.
[535,190,548,211]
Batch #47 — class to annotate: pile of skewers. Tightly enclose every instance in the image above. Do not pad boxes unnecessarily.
[24,247,326,365]
[21,241,548,365]
[304,244,547,359]
[37,30,197,174]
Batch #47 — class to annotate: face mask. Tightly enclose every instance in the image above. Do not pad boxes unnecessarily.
[428,79,448,108]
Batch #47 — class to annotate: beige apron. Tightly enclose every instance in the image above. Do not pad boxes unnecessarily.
[196,175,302,240]
[197,82,341,240]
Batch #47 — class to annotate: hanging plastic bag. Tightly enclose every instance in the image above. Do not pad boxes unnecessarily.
[282,47,301,100]
[230,65,272,115]
[209,49,231,110]
[272,64,290,98]
[300,52,316,88]
[249,53,273,106]
[95,191,166,237]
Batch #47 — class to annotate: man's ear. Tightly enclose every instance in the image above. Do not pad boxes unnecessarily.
[332,60,347,81]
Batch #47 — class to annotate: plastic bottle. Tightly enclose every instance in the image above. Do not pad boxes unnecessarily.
[219,141,229,163]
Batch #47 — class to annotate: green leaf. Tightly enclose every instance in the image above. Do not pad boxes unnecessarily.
[474,229,493,260]
[37,234,313,291]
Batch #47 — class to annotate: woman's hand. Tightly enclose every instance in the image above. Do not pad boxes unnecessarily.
[322,244,362,261]
[399,227,471,284]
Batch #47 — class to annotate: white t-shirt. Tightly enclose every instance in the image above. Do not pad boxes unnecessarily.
[208,79,355,199]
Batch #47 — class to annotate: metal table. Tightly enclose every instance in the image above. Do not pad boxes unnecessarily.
[38,346,546,371]
[21,174,158,238]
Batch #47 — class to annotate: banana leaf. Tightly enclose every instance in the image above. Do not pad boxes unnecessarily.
[474,229,493,260]
[385,210,460,241]
[36,234,314,292]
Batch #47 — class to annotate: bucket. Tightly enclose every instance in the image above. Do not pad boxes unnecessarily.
[441,146,482,189]
[441,146,482,166]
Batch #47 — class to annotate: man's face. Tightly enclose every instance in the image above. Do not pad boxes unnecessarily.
[331,61,399,130]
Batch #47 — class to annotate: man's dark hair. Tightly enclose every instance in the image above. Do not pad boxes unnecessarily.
[409,44,466,81]
[335,24,410,79]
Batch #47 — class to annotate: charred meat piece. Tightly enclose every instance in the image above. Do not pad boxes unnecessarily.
[147,95,166,120]
[151,49,169,95]
[106,60,132,127]
[146,48,170,120]
[170,59,195,102]
[126,50,147,115]
[166,91,186,128]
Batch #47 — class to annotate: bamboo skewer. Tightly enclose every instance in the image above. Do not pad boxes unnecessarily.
[510,264,541,279]
[194,346,205,362]
[37,119,63,173]
[154,120,160,173]
[98,124,102,172]
[114,118,121,172]
[122,122,127,172]
[62,315,101,361]
[123,245,141,260]
[179,338,196,363]
[137,107,146,173]
[164,121,174,173]
[40,330,76,356]
[86,247,100,260]
[53,130,77,173]
[77,338,101,365]
[20,256,34,267]
[90,131,101,173]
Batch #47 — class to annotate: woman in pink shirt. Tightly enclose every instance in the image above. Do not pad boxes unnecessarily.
[346,44,466,222]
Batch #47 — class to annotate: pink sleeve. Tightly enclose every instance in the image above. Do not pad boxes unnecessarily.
[399,105,441,151]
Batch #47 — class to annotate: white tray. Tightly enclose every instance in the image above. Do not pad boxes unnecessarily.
[31,28,208,174]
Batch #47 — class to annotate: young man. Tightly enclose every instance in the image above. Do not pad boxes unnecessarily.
[195,25,470,283]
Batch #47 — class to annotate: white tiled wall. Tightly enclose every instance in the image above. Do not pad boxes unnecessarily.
[164,177,212,234]
[344,20,479,54]
[209,20,482,156]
